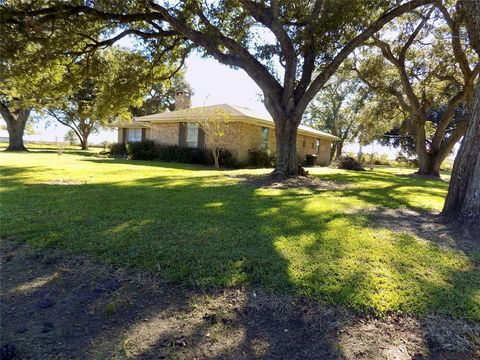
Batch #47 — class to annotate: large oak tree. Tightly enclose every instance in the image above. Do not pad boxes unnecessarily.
[2,0,432,174]
[353,3,478,177]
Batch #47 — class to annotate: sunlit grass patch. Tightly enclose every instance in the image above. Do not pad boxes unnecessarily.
[1,151,477,319]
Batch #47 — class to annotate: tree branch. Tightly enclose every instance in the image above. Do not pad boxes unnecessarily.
[298,0,431,115]
[430,90,465,151]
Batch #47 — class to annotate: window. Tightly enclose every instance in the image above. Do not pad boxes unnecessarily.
[186,122,199,148]
[316,139,320,153]
[260,127,269,150]
[127,128,142,142]
[311,141,315,149]
[302,140,306,148]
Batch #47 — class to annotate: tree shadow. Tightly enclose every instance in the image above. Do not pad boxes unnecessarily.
[1,163,478,358]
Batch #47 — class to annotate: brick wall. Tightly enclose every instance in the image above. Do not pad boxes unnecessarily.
[118,121,332,165]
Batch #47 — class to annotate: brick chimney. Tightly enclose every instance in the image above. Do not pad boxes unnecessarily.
[175,90,191,110]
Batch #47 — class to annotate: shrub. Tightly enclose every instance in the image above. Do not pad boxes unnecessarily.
[174,147,208,164]
[373,154,391,166]
[108,141,240,168]
[126,140,158,160]
[205,148,241,168]
[395,154,419,168]
[109,142,127,157]
[336,156,365,171]
[248,149,276,167]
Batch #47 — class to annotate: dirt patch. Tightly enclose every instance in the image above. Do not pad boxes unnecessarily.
[1,239,478,359]
[365,208,480,253]
[234,174,347,190]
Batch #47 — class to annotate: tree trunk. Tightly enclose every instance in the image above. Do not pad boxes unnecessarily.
[0,106,30,152]
[414,123,442,177]
[442,80,480,226]
[80,135,89,150]
[417,153,441,177]
[357,144,363,162]
[335,141,343,160]
[212,148,220,169]
[274,117,299,176]
[330,143,336,161]
[76,129,90,150]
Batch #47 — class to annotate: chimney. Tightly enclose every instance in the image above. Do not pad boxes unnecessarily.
[175,90,191,110]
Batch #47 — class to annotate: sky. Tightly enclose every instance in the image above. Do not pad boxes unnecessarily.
[1,52,399,157]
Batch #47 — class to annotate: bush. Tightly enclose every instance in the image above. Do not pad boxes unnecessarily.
[108,141,239,168]
[109,142,127,157]
[126,140,158,160]
[248,149,276,167]
[205,148,241,168]
[336,156,365,171]
[394,154,419,168]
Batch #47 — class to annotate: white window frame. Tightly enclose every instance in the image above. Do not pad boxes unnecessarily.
[186,122,199,148]
[127,128,142,142]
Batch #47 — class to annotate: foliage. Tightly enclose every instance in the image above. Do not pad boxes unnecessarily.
[304,67,369,159]
[126,140,159,161]
[336,156,365,171]
[394,154,420,168]
[189,106,234,169]
[1,152,478,319]
[63,130,78,146]
[45,47,183,149]
[130,73,193,116]
[248,149,276,168]
[2,0,433,173]
[109,142,127,157]
[353,3,478,175]
[111,141,239,168]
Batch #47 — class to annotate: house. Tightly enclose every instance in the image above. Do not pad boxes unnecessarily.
[116,91,338,166]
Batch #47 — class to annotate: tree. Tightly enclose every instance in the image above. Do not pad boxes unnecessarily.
[0,1,102,151]
[3,0,433,175]
[441,0,480,227]
[47,48,166,150]
[353,3,478,176]
[0,39,70,150]
[131,73,193,117]
[304,69,368,159]
[64,129,78,146]
[195,107,232,169]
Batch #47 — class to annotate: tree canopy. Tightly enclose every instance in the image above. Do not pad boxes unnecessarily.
[1,0,432,173]
[352,2,478,176]
[304,68,369,160]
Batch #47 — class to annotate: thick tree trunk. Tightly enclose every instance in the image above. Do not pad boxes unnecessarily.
[416,153,441,177]
[6,122,27,151]
[335,142,343,160]
[442,81,480,226]
[77,130,90,150]
[330,143,336,161]
[80,136,89,150]
[274,117,299,176]
[414,123,442,177]
[0,106,30,152]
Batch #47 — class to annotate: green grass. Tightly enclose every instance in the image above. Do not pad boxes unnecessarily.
[1,151,478,319]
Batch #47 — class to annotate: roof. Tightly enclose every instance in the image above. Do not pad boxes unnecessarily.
[133,104,339,140]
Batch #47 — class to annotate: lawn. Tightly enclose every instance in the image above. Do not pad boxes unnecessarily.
[1,151,478,320]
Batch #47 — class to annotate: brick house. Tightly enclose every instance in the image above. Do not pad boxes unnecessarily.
[116,91,338,166]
